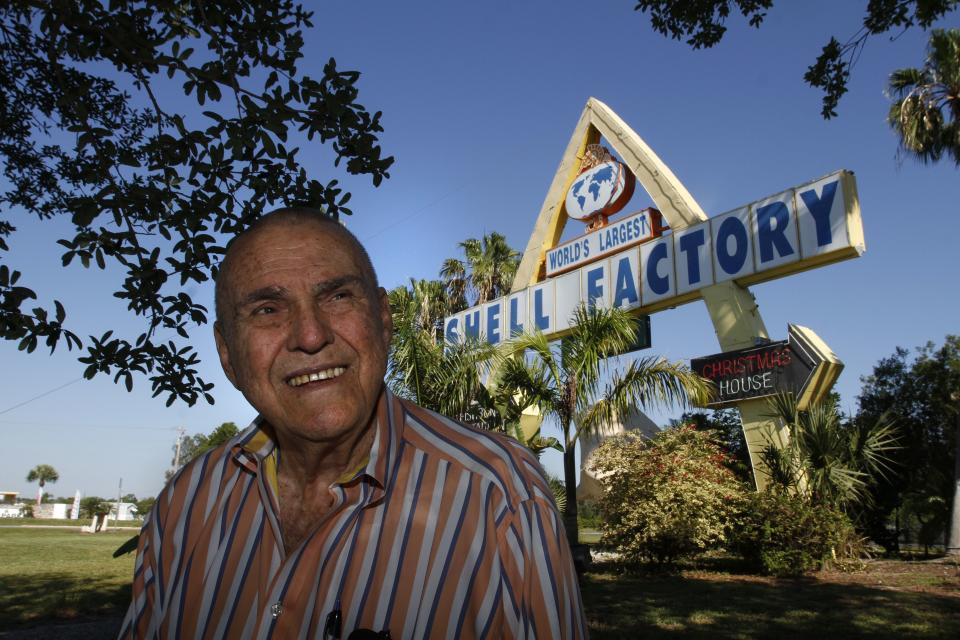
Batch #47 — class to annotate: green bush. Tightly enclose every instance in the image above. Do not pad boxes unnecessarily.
[733,489,856,576]
[578,499,602,530]
[591,426,748,565]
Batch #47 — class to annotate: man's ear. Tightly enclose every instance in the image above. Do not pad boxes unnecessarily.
[377,287,393,346]
[214,322,239,389]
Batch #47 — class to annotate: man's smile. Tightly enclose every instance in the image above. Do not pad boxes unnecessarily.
[286,366,347,388]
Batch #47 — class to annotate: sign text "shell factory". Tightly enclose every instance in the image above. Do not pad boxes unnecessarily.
[444,170,864,345]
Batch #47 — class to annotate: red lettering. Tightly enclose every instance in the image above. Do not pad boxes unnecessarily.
[756,351,769,369]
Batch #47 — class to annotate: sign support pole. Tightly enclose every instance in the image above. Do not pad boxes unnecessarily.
[700,282,785,489]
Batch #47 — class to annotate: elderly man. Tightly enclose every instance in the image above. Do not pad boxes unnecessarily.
[121,209,586,639]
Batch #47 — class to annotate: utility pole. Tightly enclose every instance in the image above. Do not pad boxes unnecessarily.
[171,427,186,477]
[115,477,122,524]
[947,392,960,557]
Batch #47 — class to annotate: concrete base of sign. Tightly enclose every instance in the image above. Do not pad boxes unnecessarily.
[577,405,660,502]
[80,514,110,533]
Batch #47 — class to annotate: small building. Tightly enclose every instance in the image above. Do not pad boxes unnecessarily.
[111,502,139,521]
[0,491,22,518]
[35,503,71,519]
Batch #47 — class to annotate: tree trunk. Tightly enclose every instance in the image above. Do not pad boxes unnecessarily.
[563,444,579,548]
[947,396,960,556]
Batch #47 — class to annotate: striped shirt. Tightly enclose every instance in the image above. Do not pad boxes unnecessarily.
[120,389,587,639]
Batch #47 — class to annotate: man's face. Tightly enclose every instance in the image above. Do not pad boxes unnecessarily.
[214,221,392,447]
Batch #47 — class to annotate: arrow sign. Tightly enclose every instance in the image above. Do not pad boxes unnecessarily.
[691,324,843,409]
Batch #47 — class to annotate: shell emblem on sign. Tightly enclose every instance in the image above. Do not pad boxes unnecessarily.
[565,159,636,222]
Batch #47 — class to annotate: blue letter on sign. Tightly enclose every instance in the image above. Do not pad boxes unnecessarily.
[716,216,748,275]
[586,266,604,308]
[533,289,550,331]
[679,229,706,285]
[756,202,795,262]
[445,317,459,343]
[464,309,481,340]
[486,304,501,344]
[799,181,838,247]
[509,297,524,336]
[613,257,639,308]
[646,243,670,295]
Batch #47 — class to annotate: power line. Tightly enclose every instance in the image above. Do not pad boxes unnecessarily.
[359,182,466,242]
[0,378,83,416]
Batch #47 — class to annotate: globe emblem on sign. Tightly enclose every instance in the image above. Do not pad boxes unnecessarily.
[565,160,636,222]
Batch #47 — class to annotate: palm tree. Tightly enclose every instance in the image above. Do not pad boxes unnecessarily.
[26,464,59,505]
[498,304,713,549]
[887,29,960,166]
[760,393,899,509]
[440,233,520,312]
[387,281,497,422]
[439,258,469,313]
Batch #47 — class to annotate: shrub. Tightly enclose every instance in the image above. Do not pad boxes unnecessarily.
[733,489,857,576]
[590,426,748,565]
[578,499,602,530]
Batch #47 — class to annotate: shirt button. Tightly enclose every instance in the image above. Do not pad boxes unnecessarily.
[271,602,283,618]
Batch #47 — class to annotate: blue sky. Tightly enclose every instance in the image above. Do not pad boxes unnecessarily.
[2,1,958,500]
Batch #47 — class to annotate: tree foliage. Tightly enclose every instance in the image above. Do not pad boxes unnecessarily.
[854,336,960,552]
[759,392,899,510]
[387,281,498,423]
[440,232,519,313]
[732,488,857,576]
[172,421,240,471]
[0,1,393,405]
[79,495,112,519]
[631,1,959,119]
[25,464,59,504]
[590,426,747,565]
[135,496,156,519]
[680,407,752,483]
[499,303,713,549]
[887,29,960,166]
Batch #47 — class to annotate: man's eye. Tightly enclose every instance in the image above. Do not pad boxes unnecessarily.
[330,291,353,302]
[253,305,276,315]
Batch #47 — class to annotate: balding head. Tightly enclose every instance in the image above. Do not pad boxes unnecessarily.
[215,208,378,328]
[210,206,393,450]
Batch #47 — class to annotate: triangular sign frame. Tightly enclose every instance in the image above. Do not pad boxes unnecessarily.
[511,97,709,291]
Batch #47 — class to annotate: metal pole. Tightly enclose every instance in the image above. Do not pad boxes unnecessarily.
[171,427,185,476]
[946,393,960,556]
[114,478,122,524]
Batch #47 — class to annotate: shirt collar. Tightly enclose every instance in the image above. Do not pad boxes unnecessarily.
[230,387,405,499]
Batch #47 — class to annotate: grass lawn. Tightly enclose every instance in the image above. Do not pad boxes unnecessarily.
[0,528,135,629]
[1,518,141,528]
[583,556,960,639]
[2,527,959,638]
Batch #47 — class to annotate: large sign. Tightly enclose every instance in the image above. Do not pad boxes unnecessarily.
[546,208,664,276]
[445,170,864,346]
[691,324,843,408]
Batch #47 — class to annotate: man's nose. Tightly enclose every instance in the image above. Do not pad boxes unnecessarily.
[287,303,333,352]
